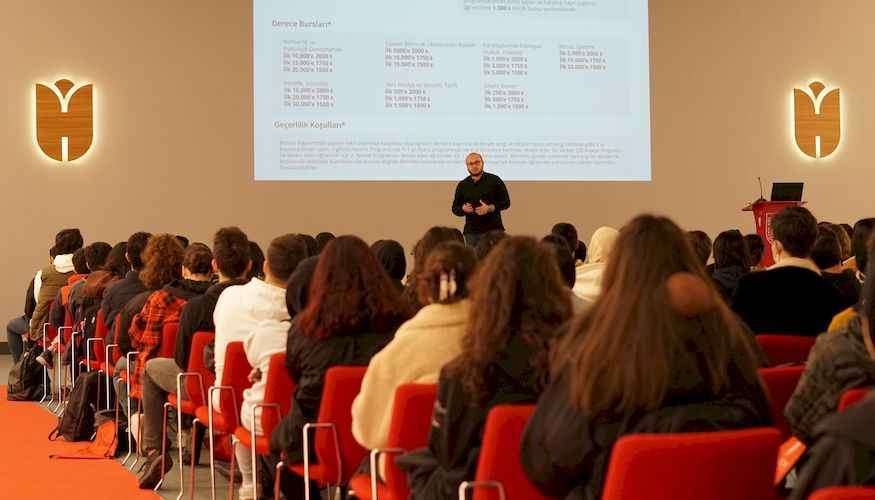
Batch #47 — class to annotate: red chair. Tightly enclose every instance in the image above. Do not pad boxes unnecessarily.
[758,366,805,438]
[279,366,368,500]
[811,487,875,499]
[155,331,216,496]
[233,352,293,499]
[85,309,109,371]
[839,388,871,412]
[193,341,254,499]
[348,383,438,500]
[601,428,782,500]
[756,335,817,366]
[458,405,546,500]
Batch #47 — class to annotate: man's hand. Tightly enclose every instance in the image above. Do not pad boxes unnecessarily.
[462,203,475,214]
[247,367,262,383]
[475,200,494,216]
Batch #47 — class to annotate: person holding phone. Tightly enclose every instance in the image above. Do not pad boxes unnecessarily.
[451,152,511,247]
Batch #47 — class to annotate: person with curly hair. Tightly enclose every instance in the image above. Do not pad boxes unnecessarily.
[398,236,572,500]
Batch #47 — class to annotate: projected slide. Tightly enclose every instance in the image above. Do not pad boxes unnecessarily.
[253,0,651,181]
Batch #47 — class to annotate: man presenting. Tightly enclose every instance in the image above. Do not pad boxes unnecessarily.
[452,152,511,247]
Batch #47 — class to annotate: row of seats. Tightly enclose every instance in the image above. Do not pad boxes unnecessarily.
[42,310,875,499]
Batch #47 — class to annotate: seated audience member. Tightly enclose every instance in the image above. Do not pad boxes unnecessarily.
[399,236,571,500]
[247,240,266,280]
[315,232,335,253]
[136,228,253,487]
[543,234,590,314]
[573,226,619,303]
[175,235,190,248]
[551,222,578,254]
[371,239,407,292]
[188,234,307,498]
[43,246,88,354]
[211,234,307,410]
[711,229,750,301]
[745,233,766,270]
[29,229,84,345]
[790,394,875,499]
[830,219,875,332]
[100,231,151,334]
[404,227,464,312]
[6,275,38,363]
[129,241,212,401]
[473,229,507,261]
[103,242,130,280]
[270,235,410,499]
[521,215,772,500]
[298,234,318,258]
[831,223,853,264]
[732,207,844,336]
[68,242,112,321]
[687,230,713,268]
[785,241,875,445]
[575,239,588,264]
[352,242,476,467]
[812,226,861,310]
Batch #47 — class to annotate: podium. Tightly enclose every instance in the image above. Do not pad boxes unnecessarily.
[743,201,806,268]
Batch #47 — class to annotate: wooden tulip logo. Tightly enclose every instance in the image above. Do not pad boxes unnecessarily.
[35,79,94,162]
[793,81,840,159]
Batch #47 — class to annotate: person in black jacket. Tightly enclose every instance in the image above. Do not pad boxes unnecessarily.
[269,235,410,499]
[711,229,750,301]
[100,231,151,334]
[451,152,511,248]
[732,207,844,336]
[521,215,772,500]
[6,277,37,363]
[371,239,406,292]
[790,392,875,499]
[812,225,861,310]
[398,236,573,500]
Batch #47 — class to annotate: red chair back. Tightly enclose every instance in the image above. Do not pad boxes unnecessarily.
[158,322,180,358]
[110,315,123,365]
[811,487,875,499]
[185,331,216,407]
[219,341,254,428]
[755,335,816,366]
[839,387,871,412]
[758,366,805,438]
[314,366,368,485]
[470,405,546,500]
[260,353,295,437]
[601,428,781,500]
[384,384,438,499]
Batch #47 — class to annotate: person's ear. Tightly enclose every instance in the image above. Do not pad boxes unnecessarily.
[212,259,219,274]
[262,260,269,279]
[771,240,784,260]
[247,259,254,275]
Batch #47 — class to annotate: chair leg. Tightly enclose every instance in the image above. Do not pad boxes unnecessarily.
[129,399,143,470]
[207,415,217,500]
[176,406,185,500]
[273,461,284,500]
[155,402,171,491]
[193,421,206,466]
[227,439,237,500]
[190,418,201,500]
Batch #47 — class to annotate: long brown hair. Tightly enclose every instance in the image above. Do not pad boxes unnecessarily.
[296,235,410,339]
[449,236,572,401]
[556,214,761,416]
[139,234,184,290]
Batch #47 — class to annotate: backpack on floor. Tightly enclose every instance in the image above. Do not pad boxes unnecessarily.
[7,344,46,401]
[49,409,120,460]
[48,369,100,442]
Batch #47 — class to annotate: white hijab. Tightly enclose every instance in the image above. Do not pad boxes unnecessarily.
[573,226,620,303]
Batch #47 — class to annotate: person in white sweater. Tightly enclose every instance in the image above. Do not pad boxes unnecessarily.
[351,241,477,476]
[211,235,308,409]
[230,235,310,500]
[573,226,619,304]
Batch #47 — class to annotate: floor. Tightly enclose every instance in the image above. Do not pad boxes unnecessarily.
[0,353,251,500]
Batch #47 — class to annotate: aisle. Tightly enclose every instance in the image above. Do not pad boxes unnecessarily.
[0,386,158,500]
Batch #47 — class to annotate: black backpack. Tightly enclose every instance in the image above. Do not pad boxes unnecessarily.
[7,344,46,401]
[49,370,101,442]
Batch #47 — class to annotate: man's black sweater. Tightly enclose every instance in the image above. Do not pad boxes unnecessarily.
[174,278,248,370]
[451,172,511,234]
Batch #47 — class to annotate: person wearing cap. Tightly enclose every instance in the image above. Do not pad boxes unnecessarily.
[28,228,84,343]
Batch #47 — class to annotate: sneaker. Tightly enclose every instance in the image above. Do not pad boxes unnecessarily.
[36,351,54,369]
[137,450,173,489]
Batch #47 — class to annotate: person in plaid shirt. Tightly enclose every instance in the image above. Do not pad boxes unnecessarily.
[128,237,212,401]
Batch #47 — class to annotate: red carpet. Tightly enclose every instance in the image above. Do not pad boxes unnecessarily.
[0,386,158,500]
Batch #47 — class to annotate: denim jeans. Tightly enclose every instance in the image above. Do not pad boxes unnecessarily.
[6,316,28,363]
